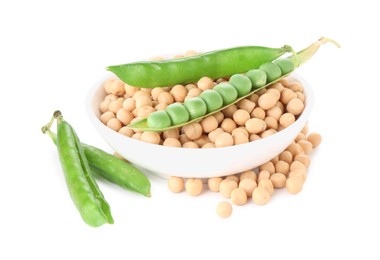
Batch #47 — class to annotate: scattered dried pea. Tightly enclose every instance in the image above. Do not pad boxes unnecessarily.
[216,201,233,218]
[259,162,275,174]
[208,177,223,192]
[225,175,239,183]
[219,179,238,198]
[270,173,287,188]
[258,170,271,183]
[307,133,322,148]
[286,177,303,194]
[231,188,248,206]
[239,170,257,181]
[258,179,274,195]
[252,187,271,205]
[297,140,313,154]
[294,154,311,167]
[168,176,185,193]
[275,160,290,176]
[239,178,257,197]
[185,178,203,196]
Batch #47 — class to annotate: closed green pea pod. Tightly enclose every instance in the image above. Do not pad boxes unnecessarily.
[184,97,207,120]
[107,45,293,88]
[259,62,282,82]
[45,130,152,197]
[82,144,151,197]
[147,110,171,128]
[55,113,113,227]
[214,83,238,105]
[229,74,252,97]
[246,69,267,89]
[199,90,224,113]
[166,103,190,125]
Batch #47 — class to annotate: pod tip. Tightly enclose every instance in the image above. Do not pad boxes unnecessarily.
[319,37,341,48]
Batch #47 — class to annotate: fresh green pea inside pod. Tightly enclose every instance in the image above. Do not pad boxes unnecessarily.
[245,69,267,89]
[128,37,340,132]
[213,83,238,105]
[259,62,282,82]
[147,110,172,129]
[229,74,253,97]
[166,103,190,125]
[274,58,295,75]
[183,97,208,120]
[130,58,292,131]
[199,89,224,113]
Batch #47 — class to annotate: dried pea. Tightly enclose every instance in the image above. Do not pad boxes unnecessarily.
[185,178,203,196]
[168,176,185,193]
[252,186,271,205]
[208,177,223,192]
[231,188,248,206]
[216,201,233,218]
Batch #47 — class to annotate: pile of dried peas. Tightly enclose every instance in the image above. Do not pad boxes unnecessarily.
[168,127,321,218]
[99,51,321,218]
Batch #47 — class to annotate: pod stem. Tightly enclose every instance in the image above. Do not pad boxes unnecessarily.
[41,110,61,144]
[41,110,59,133]
[43,128,58,145]
[289,36,340,67]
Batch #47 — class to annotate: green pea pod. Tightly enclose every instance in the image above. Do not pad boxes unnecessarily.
[82,143,151,197]
[45,129,151,197]
[55,112,114,227]
[128,37,339,132]
[107,45,294,88]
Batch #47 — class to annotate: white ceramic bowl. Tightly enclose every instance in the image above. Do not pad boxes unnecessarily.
[86,72,313,179]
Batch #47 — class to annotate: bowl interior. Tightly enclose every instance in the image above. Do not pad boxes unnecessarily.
[86,72,314,179]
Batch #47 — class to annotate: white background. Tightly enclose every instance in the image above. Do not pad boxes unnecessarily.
[1,0,379,259]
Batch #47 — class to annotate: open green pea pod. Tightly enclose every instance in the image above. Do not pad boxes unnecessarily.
[128,37,340,132]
